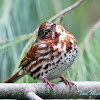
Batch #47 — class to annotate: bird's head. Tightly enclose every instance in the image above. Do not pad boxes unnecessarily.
[38,21,66,41]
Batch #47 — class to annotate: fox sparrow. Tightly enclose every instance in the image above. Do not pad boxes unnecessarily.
[4,21,78,89]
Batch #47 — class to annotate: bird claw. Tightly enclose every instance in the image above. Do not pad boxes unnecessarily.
[43,78,55,90]
[59,76,75,88]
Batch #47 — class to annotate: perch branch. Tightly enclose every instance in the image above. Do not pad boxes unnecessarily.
[0,82,100,99]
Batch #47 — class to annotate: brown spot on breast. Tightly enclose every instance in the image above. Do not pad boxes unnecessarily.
[63,32,75,53]
[50,55,54,61]
[44,64,48,70]
[41,72,43,76]
[38,59,43,63]
[52,63,55,66]
[64,37,73,53]
[67,46,72,52]
[33,62,38,68]
[56,52,61,58]
[43,58,47,62]
[44,63,51,70]
[67,40,73,52]
[41,52,49,56]
[28,64,33,72]
[60,57,62,59]
[48,46,54,55]
[27,61,37,73]
[37,73,40,79]
[45,71,48,73]
[61,62,63,64]
[56,59,60,64]
[30,66,42,77]
[38,58,47,64]
[64,53,67,57]
[74,48,78,53]
[53,38,59,45]
[55,32,60,39]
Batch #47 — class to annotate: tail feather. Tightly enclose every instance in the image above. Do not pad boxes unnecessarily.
[3,70,24,83]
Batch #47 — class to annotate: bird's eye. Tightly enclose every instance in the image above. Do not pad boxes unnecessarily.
[44,31,48,35]
[44,29,50,35]
[38,29,51,38]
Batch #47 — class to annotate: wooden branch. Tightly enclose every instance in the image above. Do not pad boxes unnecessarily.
[1,82,100,99]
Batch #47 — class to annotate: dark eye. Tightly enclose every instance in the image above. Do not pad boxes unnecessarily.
[44,31,48,35]
[38,29,51,38]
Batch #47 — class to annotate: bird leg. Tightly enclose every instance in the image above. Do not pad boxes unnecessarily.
[59,76,75,88]
[43,78,55,90]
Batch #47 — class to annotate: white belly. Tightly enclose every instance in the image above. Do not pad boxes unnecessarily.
[38,44,78,80]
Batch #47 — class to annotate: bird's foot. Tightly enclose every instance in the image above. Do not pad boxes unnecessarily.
[59,76,75,88]
[43,78,55,90]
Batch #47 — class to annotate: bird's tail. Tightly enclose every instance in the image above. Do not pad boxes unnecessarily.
[3,70,24,83]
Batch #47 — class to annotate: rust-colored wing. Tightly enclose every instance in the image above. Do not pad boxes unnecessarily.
[19,40,52,68]
[19,42,39,68]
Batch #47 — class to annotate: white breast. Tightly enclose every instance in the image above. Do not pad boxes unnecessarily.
[37,41,78,80]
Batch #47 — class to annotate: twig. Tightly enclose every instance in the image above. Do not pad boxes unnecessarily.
[0,82,100,99]
[57,15,64,25]
[25,0,84,52]
[82,20,100,52]
[48,0,83,21]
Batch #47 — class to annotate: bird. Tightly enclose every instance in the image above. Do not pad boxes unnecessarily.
[4,21,78,90]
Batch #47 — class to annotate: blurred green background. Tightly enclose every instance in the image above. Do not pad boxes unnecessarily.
[0,0,100,99]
